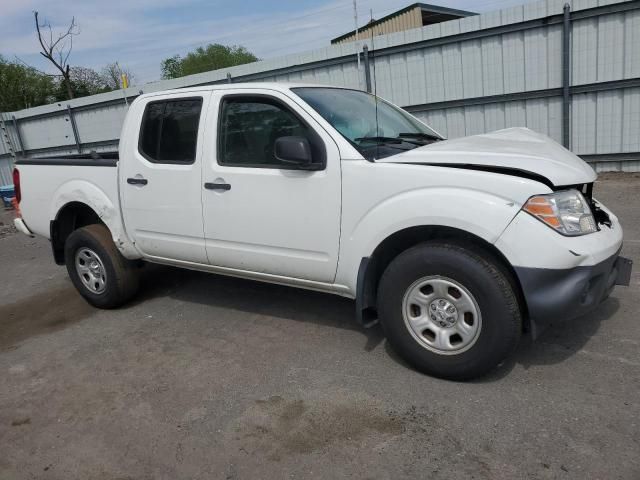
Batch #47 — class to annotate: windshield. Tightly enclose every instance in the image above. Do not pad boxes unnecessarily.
[292,87,442,160]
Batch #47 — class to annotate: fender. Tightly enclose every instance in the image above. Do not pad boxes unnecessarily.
[335,186,522,294]
[50,179,139,258]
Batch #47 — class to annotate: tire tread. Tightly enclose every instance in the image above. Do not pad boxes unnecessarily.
[377,240,522,380]
[64,224,139,308]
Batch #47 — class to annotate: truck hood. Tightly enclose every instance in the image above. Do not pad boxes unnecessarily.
[380,127,596,187]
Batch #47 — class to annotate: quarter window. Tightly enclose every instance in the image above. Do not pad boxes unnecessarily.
[217,96,325,169]
[139,98,203,163]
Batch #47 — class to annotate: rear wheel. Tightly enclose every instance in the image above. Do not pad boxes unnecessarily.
[64,224,139,308]
[377,242,521,380]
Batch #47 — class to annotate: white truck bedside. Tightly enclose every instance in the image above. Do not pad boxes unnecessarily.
[12,83,632,380]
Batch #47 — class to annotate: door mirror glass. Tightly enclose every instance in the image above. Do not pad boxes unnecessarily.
[274,136,312,167]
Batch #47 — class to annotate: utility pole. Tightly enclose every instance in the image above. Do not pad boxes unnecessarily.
[353,0,361,88]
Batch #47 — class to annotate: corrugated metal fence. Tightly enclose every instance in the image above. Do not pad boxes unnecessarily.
[1,0,639,183]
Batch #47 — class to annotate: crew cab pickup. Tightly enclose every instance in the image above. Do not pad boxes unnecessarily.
[13,83,632,380]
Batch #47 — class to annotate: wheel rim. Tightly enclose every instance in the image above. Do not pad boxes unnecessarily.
[75,248,107,294]
[402,276,482,355]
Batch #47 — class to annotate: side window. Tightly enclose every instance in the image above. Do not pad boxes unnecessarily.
[139,98,203,163]
[218,96,325,168]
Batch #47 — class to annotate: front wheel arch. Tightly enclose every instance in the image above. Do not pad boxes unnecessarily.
[356,225,528,331]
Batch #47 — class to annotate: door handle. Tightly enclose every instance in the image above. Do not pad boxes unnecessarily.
[204,182,231,191]
[127,177,148,186]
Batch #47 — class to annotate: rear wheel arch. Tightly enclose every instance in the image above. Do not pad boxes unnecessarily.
[356,225,528,330]
[51,202,107,265]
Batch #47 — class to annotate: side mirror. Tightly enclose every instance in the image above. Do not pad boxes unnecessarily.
[274,136,313,168]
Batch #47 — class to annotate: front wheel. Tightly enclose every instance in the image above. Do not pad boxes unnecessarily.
[377,242,521,380]
[64,224,139,309]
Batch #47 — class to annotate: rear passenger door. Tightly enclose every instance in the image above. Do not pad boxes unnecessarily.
[121,92,209,263]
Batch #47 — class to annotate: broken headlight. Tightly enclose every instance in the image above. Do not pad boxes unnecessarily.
[523,190,597,236]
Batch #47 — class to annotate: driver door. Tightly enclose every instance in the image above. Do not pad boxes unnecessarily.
[200,89,341,283]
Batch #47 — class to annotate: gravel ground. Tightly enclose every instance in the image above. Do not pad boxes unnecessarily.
[0,174,638,479]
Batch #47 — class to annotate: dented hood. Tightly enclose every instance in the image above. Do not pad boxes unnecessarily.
[380,128,596,187]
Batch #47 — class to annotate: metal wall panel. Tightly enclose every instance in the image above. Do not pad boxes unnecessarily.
[18,114,75,151]
[74,103,128,144]
[1,0,639,171]
[424,47,446,103]
[409,96,565,141]
[621,88,640,152]
[484,104,507,132]
[406,49,428,105]
[596,90,624,153]
[0,158,13,185]
[502,31,526,93]
[624,10,640,78]
[572,92,598,154]
[597,13,626,82]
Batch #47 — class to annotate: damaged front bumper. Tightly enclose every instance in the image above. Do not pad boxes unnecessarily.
[495,201,631,338]
[515,251,632,337]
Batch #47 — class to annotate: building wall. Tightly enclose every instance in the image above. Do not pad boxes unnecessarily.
[1,0,639,183]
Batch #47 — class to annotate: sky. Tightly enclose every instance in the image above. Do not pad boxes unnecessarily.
[0,0,529,85]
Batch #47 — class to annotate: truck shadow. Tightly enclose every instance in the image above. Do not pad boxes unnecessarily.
[135,264,620,382]
[475,297,621,383]
[134,264,386,353]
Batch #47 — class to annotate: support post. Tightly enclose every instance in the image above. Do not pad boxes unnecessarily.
[66,105,82,154]
[363,45,372,93]
[0,114,16,159]
[227,72,232,84]
[562,3,571,149]
[11,115,25,155]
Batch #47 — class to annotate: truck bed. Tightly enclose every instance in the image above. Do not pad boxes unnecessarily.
[14,152,120,240]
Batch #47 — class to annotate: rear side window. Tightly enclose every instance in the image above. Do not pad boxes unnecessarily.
[139,98,203,163]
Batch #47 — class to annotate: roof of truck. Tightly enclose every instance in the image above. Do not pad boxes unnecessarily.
[137,82,348,99]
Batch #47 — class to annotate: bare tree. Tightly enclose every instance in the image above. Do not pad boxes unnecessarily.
[34,11,79,100]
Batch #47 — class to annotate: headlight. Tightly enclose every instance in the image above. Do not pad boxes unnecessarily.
[523,190,597,236]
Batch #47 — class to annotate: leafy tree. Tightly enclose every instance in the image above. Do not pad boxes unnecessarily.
[161,55,183,80]
[161,44,258,79]
[0,55,55,111]
[0,55,137,111]
[51,66,109,101]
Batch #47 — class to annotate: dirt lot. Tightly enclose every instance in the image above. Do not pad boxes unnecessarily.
[1,173,639,479]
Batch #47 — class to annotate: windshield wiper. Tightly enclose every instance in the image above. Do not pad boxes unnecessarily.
[355,136,425,148]
[398,132,440,142]
[355,136,403,144]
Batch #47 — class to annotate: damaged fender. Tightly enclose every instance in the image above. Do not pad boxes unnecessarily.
[50,179,139,258]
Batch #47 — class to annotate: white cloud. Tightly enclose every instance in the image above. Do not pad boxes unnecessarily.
[0,0,530,84]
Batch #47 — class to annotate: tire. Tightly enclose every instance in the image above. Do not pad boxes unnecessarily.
[64,224,139,309]
[377,242,521,381]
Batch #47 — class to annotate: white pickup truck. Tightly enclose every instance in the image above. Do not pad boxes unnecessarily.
[13,83,632,380]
